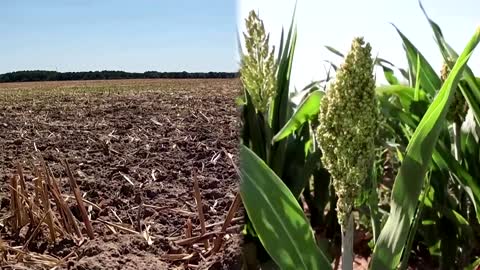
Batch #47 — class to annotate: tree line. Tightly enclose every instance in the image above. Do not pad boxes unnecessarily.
[0,70,239,83]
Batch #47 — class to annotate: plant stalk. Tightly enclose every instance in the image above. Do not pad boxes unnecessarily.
[341,213,354,270]
[453,122,468,216]
[453,122,462,161]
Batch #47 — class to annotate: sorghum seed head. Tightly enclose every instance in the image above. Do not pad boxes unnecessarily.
[442,62,468,124]
[240,11,277,113]
[316,37,379,227]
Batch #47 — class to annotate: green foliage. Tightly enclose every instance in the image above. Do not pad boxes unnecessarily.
[239,2,480,270]
[240,145,332,270]
[370,28,478,266]
[239,7,312,266]
[272,89,324,143]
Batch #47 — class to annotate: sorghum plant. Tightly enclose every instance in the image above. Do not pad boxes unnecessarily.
[317,37,379,269]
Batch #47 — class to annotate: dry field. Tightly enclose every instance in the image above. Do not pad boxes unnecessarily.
[0,79,243,269]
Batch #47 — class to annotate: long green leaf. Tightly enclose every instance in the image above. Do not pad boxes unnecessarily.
[270,9,297,179]
[398,179,430,270]
[419,1,480,125]
[325,45,344,58]
[418,3,480,221]
[240,145,332,270]
[392,24,442,96]
[272,90,324,143]
[370,27,480,270]
[414,54,422,101]
[270,5,296,132]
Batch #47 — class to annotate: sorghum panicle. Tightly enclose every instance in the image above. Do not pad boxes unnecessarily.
[442,62,468,124]
[317,37,379,227]
[240,11,277,113]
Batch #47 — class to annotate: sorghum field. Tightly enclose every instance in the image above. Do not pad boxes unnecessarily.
[239,6,480,270]
[0,79,242,269]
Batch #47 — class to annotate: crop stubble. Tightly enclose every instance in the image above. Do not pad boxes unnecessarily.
[0,79,242,269]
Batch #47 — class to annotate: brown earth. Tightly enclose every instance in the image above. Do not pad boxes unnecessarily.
[0,79,243,270]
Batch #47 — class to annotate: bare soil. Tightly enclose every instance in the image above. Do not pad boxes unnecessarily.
[0,79,243,269]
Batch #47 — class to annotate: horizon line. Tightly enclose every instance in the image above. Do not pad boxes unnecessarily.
[1,69,239,75]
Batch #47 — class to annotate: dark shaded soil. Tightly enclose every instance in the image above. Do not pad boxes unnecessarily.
[0,79,243,269]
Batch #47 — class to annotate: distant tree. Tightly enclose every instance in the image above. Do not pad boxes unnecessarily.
[0,70,239,83]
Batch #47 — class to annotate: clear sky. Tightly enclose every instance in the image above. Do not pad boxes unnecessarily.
[1,0,237,74]
[237,0,480,89]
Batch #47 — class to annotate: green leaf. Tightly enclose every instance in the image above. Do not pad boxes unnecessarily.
[419,1,480,125]
[376,58,410,81]
[433,143,480,223]
[375,57,395,67]
[398,178,430,270]
[283,135,313,199]
[417,4,480,222]
[277,28,285,66]
[269,7,297,178]
[368,160,381,244]
[379,98,420,129]
[381,65,400,85]
[414,54,422,101]
[392,24,442,96]
[270,5,296,132]
[370,27,480,270]
[380,88,480,223]
[376,85,427,109]
[325,45,344,58]
[239,145,332,270]
[272,90,324,143]
[243,91,267,160]
[465,257,480,270]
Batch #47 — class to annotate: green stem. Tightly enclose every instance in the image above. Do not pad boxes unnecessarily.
[368,159,381,244]
[453,122,462,161]
[453,122,467,215]
[369,196,381,244]
[341,214,354,270]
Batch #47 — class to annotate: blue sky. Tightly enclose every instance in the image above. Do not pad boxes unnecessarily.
[238,0,480,88]
[1,0,237,73]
